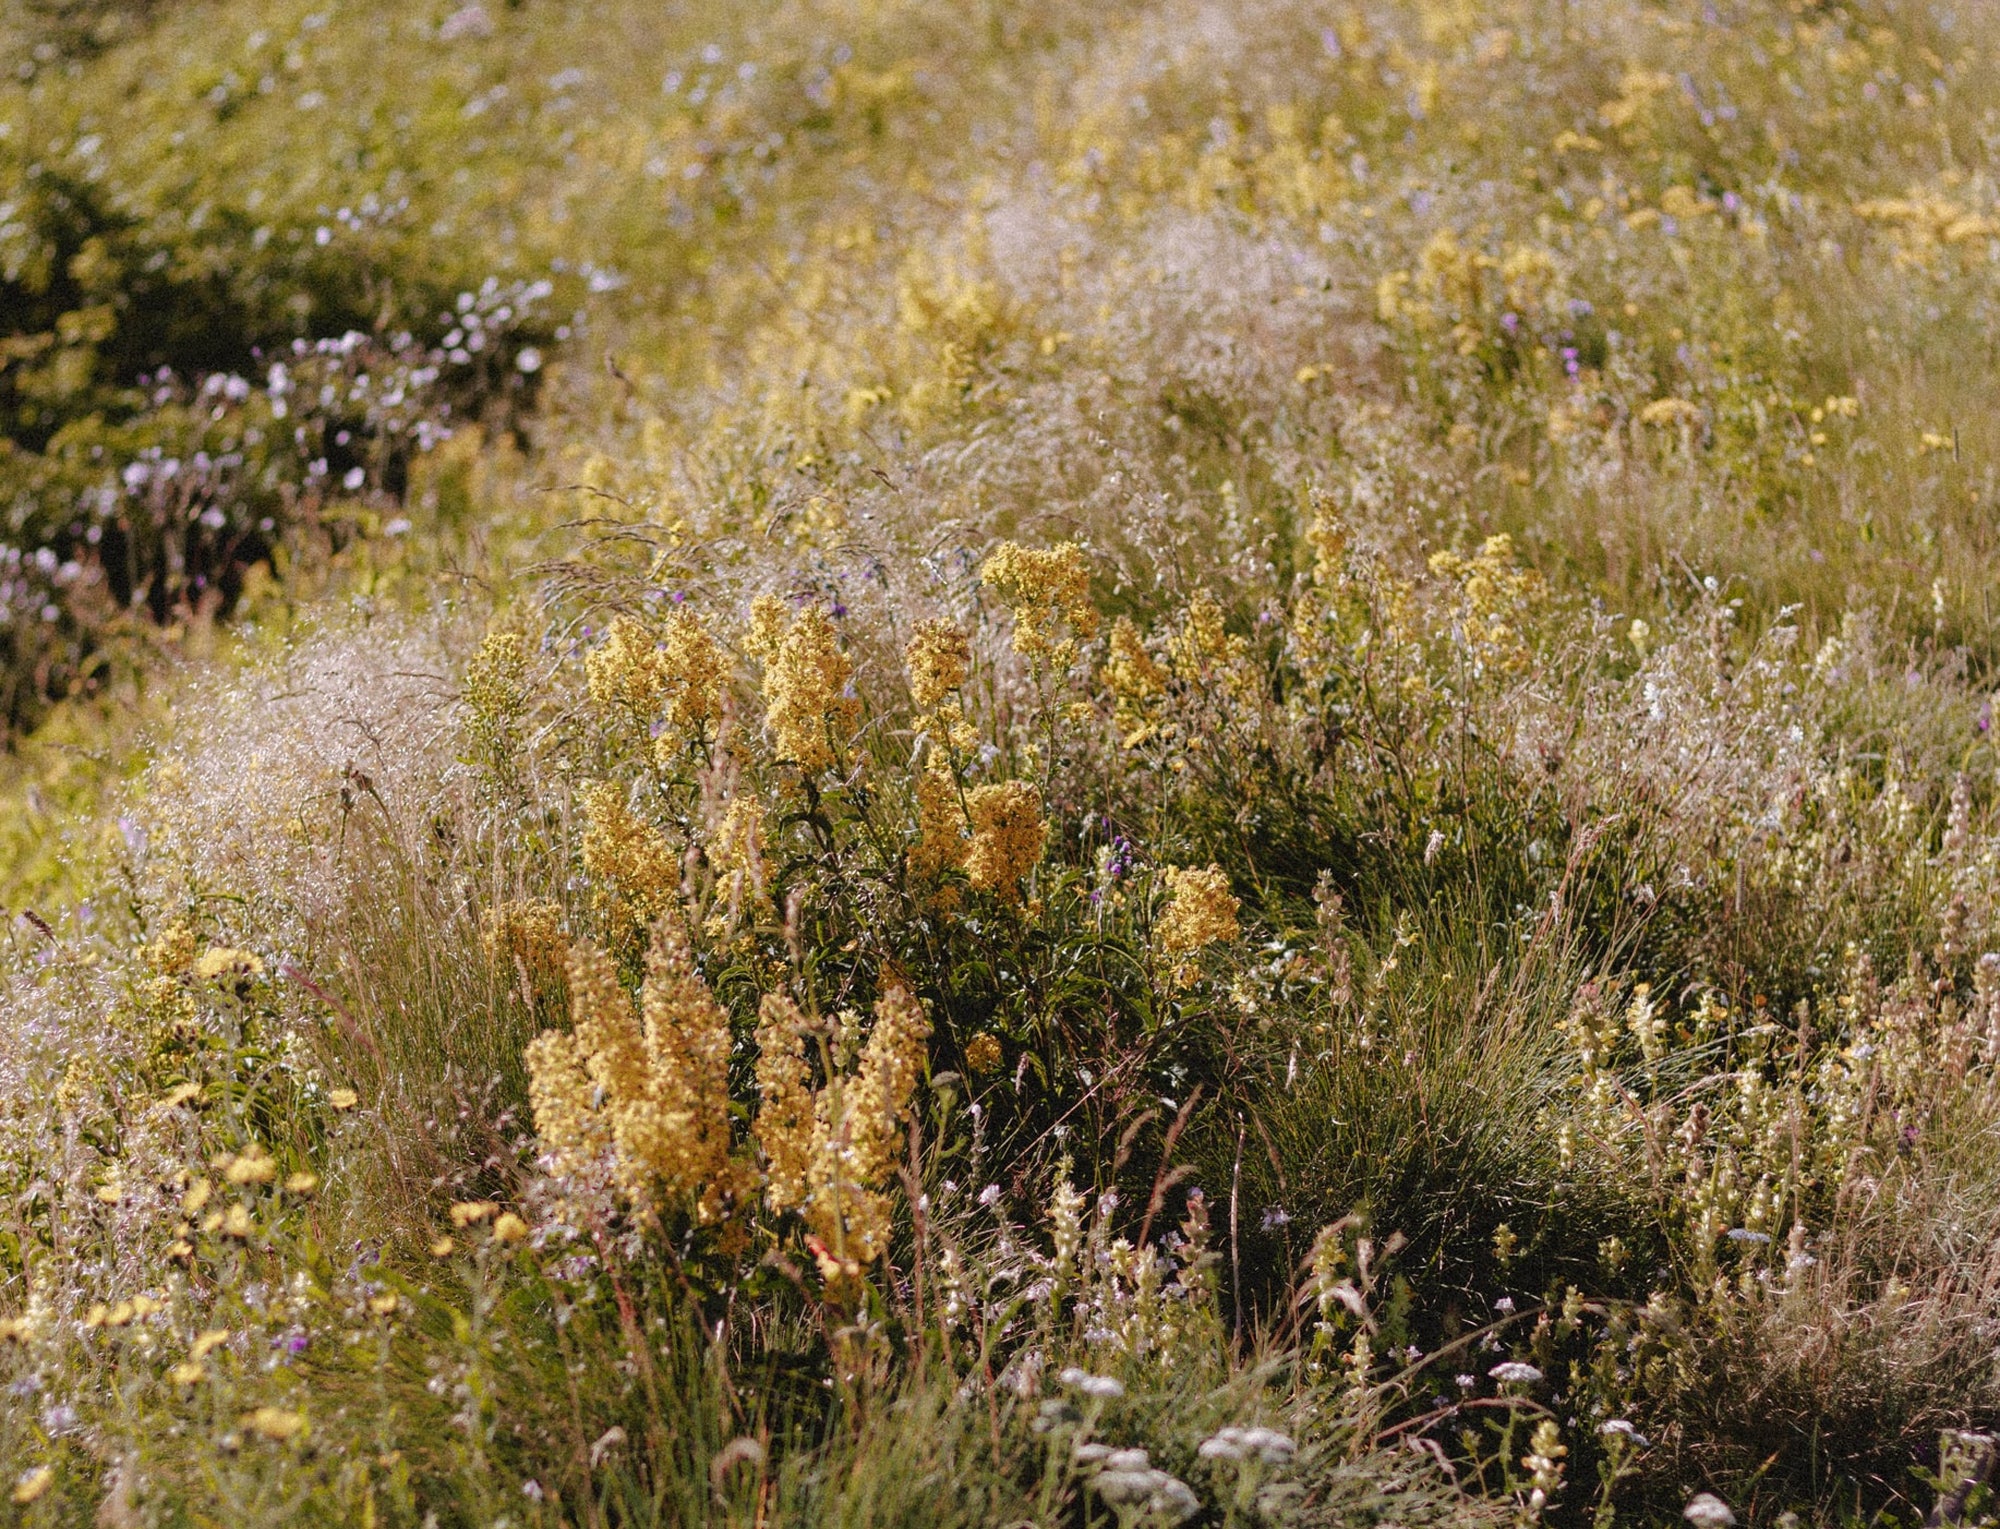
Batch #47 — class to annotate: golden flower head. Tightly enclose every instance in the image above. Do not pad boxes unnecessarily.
[482,897,569,986]
[911,757,969,882]
[580,782,679,927]
[964,779,1046,905]
[964,1032,1003,1074]
[463,629,531,764]
[905,619,971,709]
[194,947,265,983]
[981,541,1099,672]
[1157,864,1240,957]
[243,1406,307,1442]
[142,919,197,976]
[588,612,726,759]
[757,601,860,774]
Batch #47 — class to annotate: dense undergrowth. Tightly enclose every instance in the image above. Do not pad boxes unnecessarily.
[5,0,2000,1523]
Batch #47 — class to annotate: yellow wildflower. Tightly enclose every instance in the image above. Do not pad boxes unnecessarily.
[964,780,1046,905]
[754,992,815,1215]
[492,1212,530,1244]
[1103,616,1168,745]
[981,541,1099,672]
[243,1407,306,1442]
[757,602,859,773]
[905,619,971,709]
[482,897,569,989]
[1157,865,1240,957]
[704,794,772,933]
[463,629,531,765]
[1168,590,1248,685]
[328,1088,359,1112]
[192,1328,231,1358]
[142,919,197,976]
[910,759,968,881]
[580,782,679,926]
[526,926,753,1225]
[12,1466,52,1504]
[194,947,265,983]
[283,1171,319,1195]
[450,1201,497,1226]
[964,1032,1003,1074]
[225,1147,277,1187]
[1638,397,1702,429]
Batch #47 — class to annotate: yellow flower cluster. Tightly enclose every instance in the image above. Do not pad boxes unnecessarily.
[747,597,859,773]
[703,794,771,935]
[1157,865,1240,980]
[964,779,1046,905]
[1168,590,1250,687]
[525,926,753,1225]
[580,783,679,928]
[754,985,933,1264]
[586,612,725,762]
[1103,616,1168,747]
[1427,532,1543,674]
[904,619,970,710]
[980,540,1099,673]
[911,760,968,883]
[463,629,531,766]
[482,898,568,991]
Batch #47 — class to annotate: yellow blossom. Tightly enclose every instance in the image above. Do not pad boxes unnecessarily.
[328,1088,359,1112]
[964,780,1046,905]
[12,1466,52,1504]
[1103,616,1168,745]
[225,1147,277,1186]
[194,947,265,983]
[492,1212,530,1244]
[580,782,679,926]
[142,919,197,975]
[192,1328,231,1358]
[482,898,569,989]
[964,1032,1002,1074]
[1157,864,1240,957]
[905,619,971,709]
[757,602,859,773]
[463,629,531,765]
[754,992,815,1215]
[981,541,1099,672]
[911,759,969,881]
[243,1406,307,1442]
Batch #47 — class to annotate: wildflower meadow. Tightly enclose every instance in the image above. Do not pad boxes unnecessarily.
[3,0,2000,1523]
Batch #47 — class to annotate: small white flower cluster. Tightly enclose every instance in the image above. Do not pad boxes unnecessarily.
[1197,1425,1296,1464]
[1074,1444,1199,1524]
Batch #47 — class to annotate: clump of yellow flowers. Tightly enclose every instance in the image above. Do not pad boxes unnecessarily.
[1157,864,1241,985]
[525,919,933,1272]
[981,540,1098,674]
[747,597,860,774]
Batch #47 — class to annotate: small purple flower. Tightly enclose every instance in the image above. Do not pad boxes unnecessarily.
[1500,311,1520,336]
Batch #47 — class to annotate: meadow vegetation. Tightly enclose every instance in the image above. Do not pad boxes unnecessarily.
[3,0,2000,1522]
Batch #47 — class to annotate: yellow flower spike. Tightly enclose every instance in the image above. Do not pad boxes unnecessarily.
[1157,865,1241,957]
[758,602,859,774]
[225,1148,276,1187]
[194,947,265,983]
[243,1407,306,1442]
[980,541,1098,673]
[904,619,971,709]
[964,780,1046,905]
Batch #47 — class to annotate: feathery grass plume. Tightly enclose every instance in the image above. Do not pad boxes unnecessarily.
[964,779,1045,905]
[980,540,1099,674]
[750,599,859,774]
[579,781,679,928]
